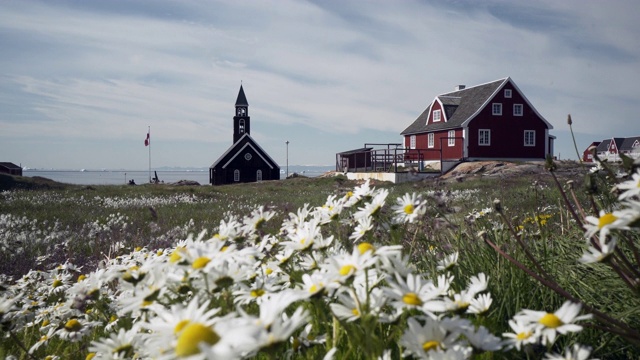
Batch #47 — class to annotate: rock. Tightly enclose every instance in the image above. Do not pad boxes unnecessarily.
[172,180,200,186]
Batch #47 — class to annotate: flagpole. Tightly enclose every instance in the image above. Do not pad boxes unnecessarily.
[148,125,151,183]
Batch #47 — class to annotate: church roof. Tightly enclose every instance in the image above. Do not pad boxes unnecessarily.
[235,85,248,106]
[210,134,279,170]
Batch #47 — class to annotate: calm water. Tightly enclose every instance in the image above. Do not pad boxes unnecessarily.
[24,166,335,185]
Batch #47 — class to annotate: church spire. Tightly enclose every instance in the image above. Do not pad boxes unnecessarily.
[235,84,248,106]
[233,84,250,143]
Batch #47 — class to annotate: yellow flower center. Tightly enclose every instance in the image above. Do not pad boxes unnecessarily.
[422,340,440,352]
[175,323,220,357]
[339,265,356,276]
[516,331,532,340]
[357,242,375,254]
[309,285,318,293]
[86,353,96,360]
[192,257,211,269]
[265,268,273,275]
[404,204,415,214]
[251,289,266,298]
[52,279,62,288]
[403,292,423,306]
[539,313,563,328]
[352,308,360,316]
[598,213,617,229]
[174,319,190,334]
[109,315,118,323]
[170,247,185,263]
[41,319,50,327]
[112,344,133,356]
[77,274,86,282]
[64,319,83,332]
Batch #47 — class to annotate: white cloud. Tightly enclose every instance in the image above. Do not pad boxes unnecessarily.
[1,0,639,168]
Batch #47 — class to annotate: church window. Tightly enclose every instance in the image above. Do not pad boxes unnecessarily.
[234,169,240,182]
[239,119,245,134]
[257,170,262,181]
[244,153,252,161]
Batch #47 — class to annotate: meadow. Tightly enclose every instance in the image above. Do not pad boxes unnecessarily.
[1,159,639,359]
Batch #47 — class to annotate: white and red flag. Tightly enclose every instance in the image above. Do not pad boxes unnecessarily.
[144,131,150,146]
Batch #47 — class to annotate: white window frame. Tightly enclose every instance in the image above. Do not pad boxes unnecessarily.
[492,103,502,116]
[428,133,434,148]
[234,169,240,182]
[433,109,441,122]
[448,130,455,146]
[409,135,416,149]
[524,130,535,147]
[513,104,523,116]
[479,129,490,146]
[256,169,262,181]
[504,89,512,98]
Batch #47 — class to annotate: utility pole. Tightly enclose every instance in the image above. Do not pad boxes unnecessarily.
[285,140,289,179]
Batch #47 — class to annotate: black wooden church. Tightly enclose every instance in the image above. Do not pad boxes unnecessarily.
[209,85,280,185]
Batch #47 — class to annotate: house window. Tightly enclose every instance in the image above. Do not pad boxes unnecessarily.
[433,109,441,122]
[513,104,523,116]
[504,89,512,98]
[492,103,502,116]
[479,129,490,146]
[448,130,455,146]
[524,130,535,146]
[410,135,416,149]
[234,169,240,182]
[428,133,434,148]
[256,170,262,181]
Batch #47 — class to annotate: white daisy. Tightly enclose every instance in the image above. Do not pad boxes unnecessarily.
[544,344,595,360]
[391,193,427,223]
[579,237,617,263]
[513,301,592,345]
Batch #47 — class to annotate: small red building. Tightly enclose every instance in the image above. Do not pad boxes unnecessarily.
[401,78,554,163]
[582,141,601,162]
[0,162,22,176]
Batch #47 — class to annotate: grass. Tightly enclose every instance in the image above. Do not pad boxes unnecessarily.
[1,164,639,359]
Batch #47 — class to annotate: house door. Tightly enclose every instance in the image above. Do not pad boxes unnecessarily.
[341,158,349,172]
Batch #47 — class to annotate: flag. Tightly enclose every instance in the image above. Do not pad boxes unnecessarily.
[144,132,150,146]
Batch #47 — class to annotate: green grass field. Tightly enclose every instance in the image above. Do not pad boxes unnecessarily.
[1,164,639,359]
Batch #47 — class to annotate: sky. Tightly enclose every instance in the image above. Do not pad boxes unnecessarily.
[1,0,639,170]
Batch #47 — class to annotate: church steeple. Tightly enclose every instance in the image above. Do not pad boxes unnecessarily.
[233,84,250,143]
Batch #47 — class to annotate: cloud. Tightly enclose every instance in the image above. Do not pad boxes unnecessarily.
[1,0,639,168]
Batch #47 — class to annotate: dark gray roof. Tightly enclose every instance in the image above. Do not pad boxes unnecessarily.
[401,78,507,135]
[595,139,611,153]
[620,136,640,151]
[338,147,373,155]
[0,162,21,169]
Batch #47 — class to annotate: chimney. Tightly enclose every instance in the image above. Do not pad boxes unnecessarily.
[455,85,466,91]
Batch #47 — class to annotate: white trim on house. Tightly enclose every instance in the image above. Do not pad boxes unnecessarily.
[433,109,442,122]
[505,89,512,98]
[513,104,523,116]
[479,129,491,146]
[448,130,455,146]
[492,103,502,116]
[524,130,535,146]
[222,142,274,169]
[428,133,434,148]
[410,135,416,149]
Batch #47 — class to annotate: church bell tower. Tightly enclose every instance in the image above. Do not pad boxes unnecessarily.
[233,85,250,143]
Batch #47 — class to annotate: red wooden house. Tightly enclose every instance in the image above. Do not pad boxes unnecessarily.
[582,141,601,162]
[401,77,554,164]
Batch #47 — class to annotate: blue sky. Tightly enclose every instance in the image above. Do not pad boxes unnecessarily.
[1,0,639,170]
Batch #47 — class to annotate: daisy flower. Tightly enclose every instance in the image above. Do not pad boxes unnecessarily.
[89,327,142,359]
[400,317,460,358]
[463,325,503,352]
[383,272,447,317]
[579,237,617,263]
[502,319,539,351]
[583,209,632,240]
[349,215,374,242]
[437,252,459,271]
[391,193,427,223]
[468,293,493,315]
[616,170,640,200]
[544,344,595,360]
[513,301,592,345]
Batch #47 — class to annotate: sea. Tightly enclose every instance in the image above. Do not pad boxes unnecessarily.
[22,165,336,186]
